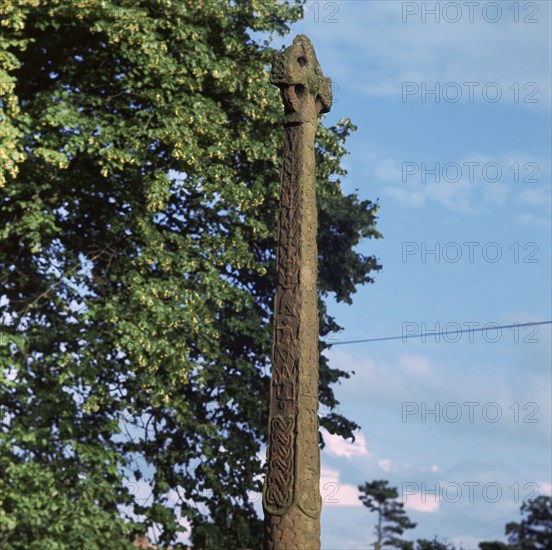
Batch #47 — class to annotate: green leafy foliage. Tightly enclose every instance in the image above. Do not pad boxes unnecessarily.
[1,0,382,546]
[479,495,552,550]
[505,496,552,549]
[479,543,517,550]
[416,537,458,550]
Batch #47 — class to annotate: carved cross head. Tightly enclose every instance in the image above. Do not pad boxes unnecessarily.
[271,34,332,123]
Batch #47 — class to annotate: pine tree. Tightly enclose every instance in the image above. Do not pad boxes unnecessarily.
[359,480,417,550]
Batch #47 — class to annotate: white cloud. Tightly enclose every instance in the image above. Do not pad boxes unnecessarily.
[403,491,440,513]
[518,187,551,206]
[385,186,427,208]
[381,157,464,210]
[378,458,392,472]
[374,157,404,182]
[400,353,432,375]
[515,212,551,230]
[320,467,363,507]
[300,1,551,106]
[323,429,371,459]
[325,345,551,442]
[367,151,550,216]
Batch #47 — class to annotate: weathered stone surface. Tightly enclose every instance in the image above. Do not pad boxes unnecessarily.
[264,504,320,550]
[263,35,332,550]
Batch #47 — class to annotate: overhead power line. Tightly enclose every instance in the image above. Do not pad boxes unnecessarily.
[327,321,552,346]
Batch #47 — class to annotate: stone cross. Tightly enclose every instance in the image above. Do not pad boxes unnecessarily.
[262,35,332,550]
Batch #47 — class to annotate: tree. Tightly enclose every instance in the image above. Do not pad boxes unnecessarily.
[479,495,552,550]
[505,495,552,549]
[359,480,417,549]
[416,537,457,550]
[478,543,516,550]
[0,0,382,547]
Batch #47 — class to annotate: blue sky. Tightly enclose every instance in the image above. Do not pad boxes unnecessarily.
[1,2,549,548]
[112,3,552,547]
[268,1,551,548]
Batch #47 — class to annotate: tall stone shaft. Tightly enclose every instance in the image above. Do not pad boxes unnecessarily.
[263,35,332,550]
